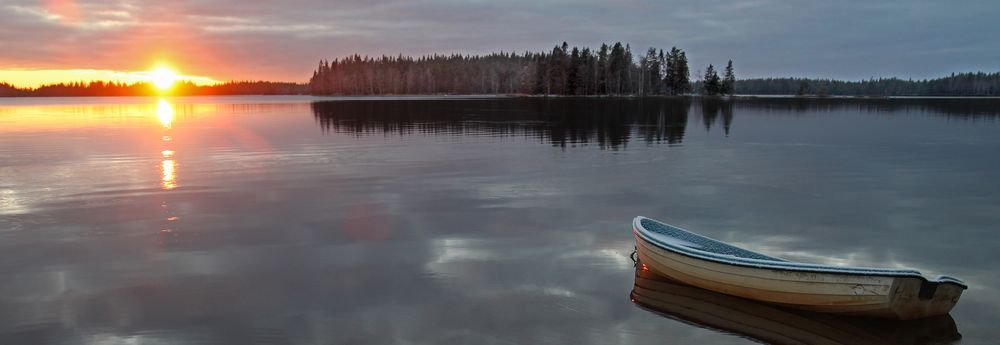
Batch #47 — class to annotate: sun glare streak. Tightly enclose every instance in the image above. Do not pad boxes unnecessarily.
[157,98,174,128]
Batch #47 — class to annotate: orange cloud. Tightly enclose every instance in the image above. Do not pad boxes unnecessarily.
[43,0,82,24]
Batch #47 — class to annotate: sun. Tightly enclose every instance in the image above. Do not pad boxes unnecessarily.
[149,66,179,91]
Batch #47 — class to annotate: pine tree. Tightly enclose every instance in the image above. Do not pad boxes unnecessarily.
[641,47,661,95]
[547,42,569,95]
[624,44,634,94]
[664,48,676,94]
[579,48,594,95]
[722,60,736,95]
[676,51,690,94]
[609,42,626,94]
[568,47,581,95]
[597,43,609,95]
[664,47,690,95]
[703,64,721,96]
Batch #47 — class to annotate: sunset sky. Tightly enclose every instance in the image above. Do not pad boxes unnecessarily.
[1,0,998,87]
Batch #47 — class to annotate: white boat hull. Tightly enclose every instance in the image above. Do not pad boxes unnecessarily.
[633,218,964,320]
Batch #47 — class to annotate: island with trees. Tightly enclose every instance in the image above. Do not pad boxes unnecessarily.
[309,42,699,96]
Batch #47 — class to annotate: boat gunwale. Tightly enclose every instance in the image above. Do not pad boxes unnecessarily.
[633,216,967,289]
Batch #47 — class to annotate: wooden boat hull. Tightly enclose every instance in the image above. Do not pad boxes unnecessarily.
[633,217,965,320]
[631,268,962,345]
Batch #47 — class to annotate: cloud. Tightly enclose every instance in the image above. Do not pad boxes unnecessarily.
[0,0,998,82]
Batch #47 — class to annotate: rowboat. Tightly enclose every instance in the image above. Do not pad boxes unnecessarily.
[632,216,966,320]
[631,267,962,344]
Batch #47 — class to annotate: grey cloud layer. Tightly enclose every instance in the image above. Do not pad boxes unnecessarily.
[1,0,998,81]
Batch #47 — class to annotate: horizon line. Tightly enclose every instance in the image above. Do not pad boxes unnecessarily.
[7,70,1000,91]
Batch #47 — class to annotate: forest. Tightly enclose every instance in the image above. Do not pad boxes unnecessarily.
[308,42,729,96]
[734,72,1000,96]
[0,80,307,97]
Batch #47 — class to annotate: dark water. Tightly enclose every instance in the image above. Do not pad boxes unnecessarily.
[1,96,999,344]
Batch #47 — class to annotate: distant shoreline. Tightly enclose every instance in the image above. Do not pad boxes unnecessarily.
[4,94,1000,101]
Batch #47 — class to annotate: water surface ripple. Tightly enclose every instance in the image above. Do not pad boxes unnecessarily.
[1,96,998,344]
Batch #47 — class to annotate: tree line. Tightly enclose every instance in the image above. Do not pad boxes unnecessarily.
[735,72,1000,97]
[0,80,308,97]
[309,42,726,96]
[7,46,998,98]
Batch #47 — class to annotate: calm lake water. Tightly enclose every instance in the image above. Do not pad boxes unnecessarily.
[1,96,999,344]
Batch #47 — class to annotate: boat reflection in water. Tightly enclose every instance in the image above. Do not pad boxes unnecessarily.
[630,266,961,345]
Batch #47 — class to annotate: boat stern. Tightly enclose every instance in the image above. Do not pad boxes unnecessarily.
[888,277,966,320]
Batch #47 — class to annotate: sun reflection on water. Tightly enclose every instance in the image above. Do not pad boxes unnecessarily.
[157,98,178,190]
[157,98,174,129]
[161,159,177,190]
